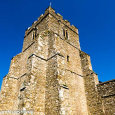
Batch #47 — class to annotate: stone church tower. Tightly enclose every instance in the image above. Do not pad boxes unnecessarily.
[0,7,115,115]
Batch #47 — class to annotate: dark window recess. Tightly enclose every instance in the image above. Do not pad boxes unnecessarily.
[20,87,26,91]
[33,31,37,40]
[35,28,37,37]
[66,30,68,39]
[63,29,65,37]
[67,55,69,62]
[63,29,68,39]
[62,85,69,89]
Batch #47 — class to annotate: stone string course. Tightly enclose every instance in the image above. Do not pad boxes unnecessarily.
[0,6,115,115]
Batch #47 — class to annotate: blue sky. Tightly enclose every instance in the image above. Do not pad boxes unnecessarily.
[0,0,115,89]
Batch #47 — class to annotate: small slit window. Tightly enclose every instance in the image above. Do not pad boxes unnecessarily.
[32,31,36,40]
[67,55,69,62]
[63,29,65,37]
[35,28,37,37]
[63,29,68,39]
[20,87,26,91]
[66,30,68,39]
[32,32,35,40]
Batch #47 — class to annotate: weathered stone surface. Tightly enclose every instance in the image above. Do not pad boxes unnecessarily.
[0,6,115,115]
[97,79,115,115]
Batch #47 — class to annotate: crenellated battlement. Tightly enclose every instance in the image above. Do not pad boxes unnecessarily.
[97,79,115,97]
[57,13,63,19]
[24,6,78,37]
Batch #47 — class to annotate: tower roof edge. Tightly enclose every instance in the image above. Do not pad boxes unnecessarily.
[45,6,55,13]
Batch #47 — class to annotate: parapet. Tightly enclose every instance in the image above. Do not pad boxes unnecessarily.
[80,51,92,71]
[57,13,63,19]
[24,6,79,37]
[38,14,44,20]
[97,79,115,98]
[64,20,70,26]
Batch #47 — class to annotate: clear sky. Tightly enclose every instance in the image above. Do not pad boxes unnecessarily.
[0,0,115,89]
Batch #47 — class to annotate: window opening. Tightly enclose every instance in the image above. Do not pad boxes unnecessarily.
[67,55,69,62]
[63,29,68,39]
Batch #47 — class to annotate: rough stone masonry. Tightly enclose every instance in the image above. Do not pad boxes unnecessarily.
[0,6,115,115]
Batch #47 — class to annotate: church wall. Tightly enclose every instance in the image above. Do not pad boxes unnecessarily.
[0,75,18,112]
[23,55,47,115]
[55,35,88,114]
[80,51,104,115]
[48,13,80,50]
[22,14,49,52]
[0,31,49,113]
[97,79,115,114]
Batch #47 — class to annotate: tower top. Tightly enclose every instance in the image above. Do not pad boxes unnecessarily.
[45,6,55,13]
[24,6,78,38]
